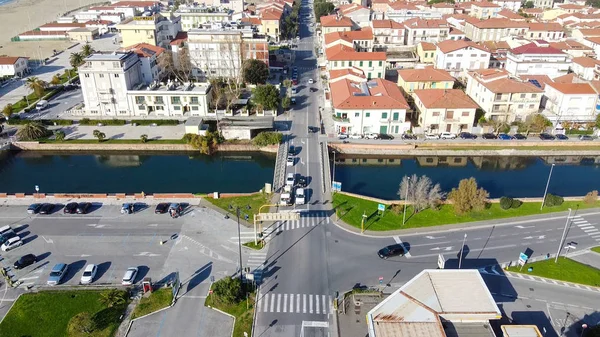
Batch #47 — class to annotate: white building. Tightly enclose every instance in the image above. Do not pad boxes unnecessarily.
[402,18,450,46]
[174,6,234,31]
[338,3,371,28]
[0,56,29,77]
[413,89,479,133]
[570,57,598,80]
[119,43,165,84]
[492,0,522,12]
[435,40,491,78]
[505,41,570,79]
[543,82,599,123]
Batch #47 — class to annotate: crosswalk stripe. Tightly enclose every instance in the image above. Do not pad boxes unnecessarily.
[289,293,293,313]
[283,294,287,313]
[585,229,599,233]
[263,294,269,312]
[579,225,594,230]
[316,294,320,314]
[303,294,307,313]
[322,295,327,315]
[277,294,282,312]
[270,294,275,312]
[309,294,314,314]
[327,216,330,224]
[257,293,263,313]
[297,294,300,313]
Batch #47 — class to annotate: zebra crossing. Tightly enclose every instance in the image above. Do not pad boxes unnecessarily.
[257,293,332,315]
[572,215,600,242]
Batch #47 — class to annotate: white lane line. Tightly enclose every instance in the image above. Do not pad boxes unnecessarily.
[270,293,275,312]
[257,293,264,313]
[309,294,314,314]
[303,294,307,313]
[316,294,320,314]
[297,294,301,313]
[263,294,269,313]
[283,294,287,313]
[276,293,281,312]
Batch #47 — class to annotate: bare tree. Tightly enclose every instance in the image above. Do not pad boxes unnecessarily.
[398,174,444,213]
[159,48,194,83]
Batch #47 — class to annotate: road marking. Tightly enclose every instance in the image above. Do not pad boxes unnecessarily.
[283,294,287,313]
[277,294,281,312]
[316,294,320,314]
[584,229,599,233]
[323,295,328,314]
[515,225,534,229]
[41,236,54,244]
[579,225,594,229]
[18,276,39,281]
[309,294,313,314]
[392,236,412,257]
[257,293,263,313]
[297,294,301,313]
[289,293,294,313]
[303,294,307,313]
[326,217,330,224]
[270,294,275,312]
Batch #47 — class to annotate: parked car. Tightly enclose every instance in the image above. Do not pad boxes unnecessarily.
[297,176,307,188]
[289,145,295,155]
[27,203,42,214]
[169,203,183,214]
[286,173,295,186]
[63,202,78,214]
[337,134,348,140]
[121,203,134,214]
[349,134,362,139]
[365,133,379,140]
[424,133,440,140]
[286,156,294,166]
[459,132,477,139]
[1,237,23,252]
[76,202,92,214]
[47,263,68,285]
[482,133,497,140]
[513,133,527,140]
[0,225,13,236]
[308,78,314,84]
[555,134,569,140]
[539,133,555,140]
[401,133,416,140]
[379,134,395,140]
[80,264,97,284]
[291,87,297,95]
[579,135,594,141]
[0,231,16,246]
[155,203,169,214]
[13,254,37,269]
[440,132,457,139]
[377,244,406,259]
[121,267,139,285]
[498,133,513,140]
[291,98,296,104]
[39,203,55,214]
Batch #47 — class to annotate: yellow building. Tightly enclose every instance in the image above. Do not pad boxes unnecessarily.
[416,42,436,64]
[260,7,283,41]
[116,14,180,49]
[397,66,455,93]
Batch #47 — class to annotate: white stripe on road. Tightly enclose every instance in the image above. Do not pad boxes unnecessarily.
[257,293,264,313]
[394,236,412,258]
[270,294,275,312]
[283,294,287,313]
[584,229,599,233]
[326,216,330,224]
[322,295,327,314]
[309,294,314,314]
[18,276,39,281]
[277,293,281,312]
[289,293,294,313]
[579,225,595,230]
[262,294,268,313]
[303,294,307,313]
[297,294,301,313]
[316,294,320,314]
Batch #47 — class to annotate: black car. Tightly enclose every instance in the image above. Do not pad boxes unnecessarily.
[27,203,42,214]
[482,133,497,139]
[513,133,527,140]
[155,203,169,214]
[539,133,555,140]
[401,134,417,140]
[39,203,55,214]
[379,134,395,140]
[0,231,17,245]
[13,254,37,269]
[297,176,307,188]
[579,135,594,141]
[555,134,568,140]
[63,202,78,214]
[458,132,477,139]
[378,244,406,259]
[76,202,92,214]
[289,145,295,155]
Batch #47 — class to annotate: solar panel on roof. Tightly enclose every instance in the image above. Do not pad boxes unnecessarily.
[528,79,541,88]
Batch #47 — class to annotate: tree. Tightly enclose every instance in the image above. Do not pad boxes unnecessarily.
[140,134,148,143]
[243,59,269,85]
[524,0,534,7]
[99,289,127,308]
[70,52,84,69]
[67,312,95,336]
[25,77,47,98]
[524,114,552,134]
[81,43,95,57]
[252,84,280,111]
[54,130,66,141]
[50,74,61,85]
[586,324,600,337]
[283,79,293,91]
[212,277,242,304]
[16,122,50,140]
[2,103,13,118]
[93,129,106,142]
[595,113,600,128]
[448,178,489,215]
[282,96,291,110]
[314,1,334,22]
[397,174,444,213]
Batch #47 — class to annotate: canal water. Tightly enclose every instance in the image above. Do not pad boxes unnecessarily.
[332,154,600,199]
[0,151,276,194]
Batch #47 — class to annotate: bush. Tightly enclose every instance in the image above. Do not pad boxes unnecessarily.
[51,119,73,125]
[500,197,513,210]
[252,132,283,146]
[511,199,523,209]
[545,193,564,207]
[584,190,599,204]
[212,277,243,305]
[79,119,125,126]
[390,204,404,215]
[8,118,73,126]
[131,119,179,126]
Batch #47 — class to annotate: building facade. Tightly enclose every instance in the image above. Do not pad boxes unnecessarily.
[543,82,599,122]
[116,14,181,49]
[0,57,29,77]
[505,41,570,79]
[414,89,479,133]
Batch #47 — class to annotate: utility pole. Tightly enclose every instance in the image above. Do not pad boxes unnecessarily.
[541,163,555,211]
[555,208,572,263]
[236,208,243,280]
[459,233,467,269]
[402,176,410,225]
[361,211,367,234]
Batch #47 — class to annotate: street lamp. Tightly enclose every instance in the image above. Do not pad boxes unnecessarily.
[459,233,467,269]
[402,176,410,225]
[555,208,572,263]
[361,211,367,234]
[541,163,555,211]
[580,324,588,337]
[332,149,336,191]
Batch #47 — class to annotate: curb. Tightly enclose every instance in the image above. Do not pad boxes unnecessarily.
[0,292,22,325]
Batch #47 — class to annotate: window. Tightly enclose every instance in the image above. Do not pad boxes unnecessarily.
[432,111,440,116]
[457,54,463,57]
[368,61,372,67]
[174,106,181,110]
[365,112,370,117]
[114,74,119,78]
[495,93,502,100]
[155,96,164,104]
[532,94,537,98]
[355,113,359,117]
[529,104,535,109]
[135,96,145,104]
[119,110,126,114]
[471,54,477,57]
[156,106,164,111]
[481,54,486,57]
[381,112,388,119]
[392,112,399,121]
[191,106,199,111]
[359,61,363,66]
[171,96,181,104]
[378,61,382,66]
[520,94,526,98]
[99,74,104,78]
[84,74,89,78]
[191,96,199,104]
[334,61,338,67]
[377,72,381,78]
[368,72,372,79]
[462,111,470,117]
[518,104,524,109]
[445,111,454,119]
[348,61,352,66]
[446,62,451,69]
[432,82,437,88]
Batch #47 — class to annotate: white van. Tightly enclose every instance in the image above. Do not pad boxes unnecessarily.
[0,225,13,236]
[36,100,48,110]
[280,193,292,206]
[295,188,305,205]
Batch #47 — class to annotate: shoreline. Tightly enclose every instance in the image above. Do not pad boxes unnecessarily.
[10,141,279,153]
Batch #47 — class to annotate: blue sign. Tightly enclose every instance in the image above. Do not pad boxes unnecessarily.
[519,252,528,261]
[332,181,342,191]
[378,204,386,212]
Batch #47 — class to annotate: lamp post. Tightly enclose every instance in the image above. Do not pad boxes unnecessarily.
[541,163,555,211]
[332,149,336,191]
[402,176,410,225]
[580,324,588,337]
[236,208,243,280]
[555,208,572,263]
[459,233,467,269]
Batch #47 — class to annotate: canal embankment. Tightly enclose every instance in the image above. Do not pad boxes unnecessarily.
[10,141,278,153]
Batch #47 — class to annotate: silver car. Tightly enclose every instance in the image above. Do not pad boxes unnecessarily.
[122,267,138,286]
[47,263,68,285]
[80,264,97,284]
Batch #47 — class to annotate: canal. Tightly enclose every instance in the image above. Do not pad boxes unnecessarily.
[0,151,276,194]
[332,154,600,199]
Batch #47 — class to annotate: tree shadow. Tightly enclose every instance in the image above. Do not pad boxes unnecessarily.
[93,304,126,331]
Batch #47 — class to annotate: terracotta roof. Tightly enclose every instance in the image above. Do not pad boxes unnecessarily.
[324,28,373,45]
[528,22,564,31]
[510,42,565,55]
[557,3,585,9]
[419,41,436,51]
[329,67,366,80]
[169,31,188,46]
[40,22,86,28]
[19,30,68,36]
[465,17,528,28]
[553,73,579,83]
[478,40,510,52]
[549,39,591,51]
[546,82,597,94]
[260,7,283,20]
[320,15,354,27]
[371,19,404,29]
[403,18,449,29]
[588,80,600,94]
[437,39,489,54]
[414,89,479,109]
[469,69,543,93]
[497,9,523,20]
[577,28,600,36]
[397,66,455,82]
[121,42,165,58]
[585,36,600,44]
[572,56,598,67]
[518,74,552,89]
[241,17,262,25]
[388,1,419,10]
[431,3,454,8]
[111,1,159,7]
[330,78,409,109]
[339,3,369,15]
[325,44,386,61]
[0,56,26,65]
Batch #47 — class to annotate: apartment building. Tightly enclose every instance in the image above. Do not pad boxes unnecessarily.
[325,45,386,79]
[174,6,234,31]
[526,22,565,41]
[416,42,436,63]
[414,89,479,133]
[79,52,212,117]
[320,15,354,35]
[463,17,528,42]
[544,82,599,122]
[0,56,29,77]
[370,20,405,50]
[323,28,374,52]
[330,78,411,135]
[492,0,522,12]
[549,39,593,58]
[505,41,570,79]
[570,57,598,80]
[186,0,243,13]
[534,0,554,9]
[397,66,455,93]
[116,14,181,49]
[384,4,443,22]
[338,3,371,27]
[435,40,491,77]
[470,2,501,19]
[479,40,510,68]
[260,7,283,41]
[186,27,268,80]
[403,18,450,46]
[119,43,165,84]
[466,69,543,122]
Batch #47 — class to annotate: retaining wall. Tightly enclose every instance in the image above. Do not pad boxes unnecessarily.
[10,142,278,153]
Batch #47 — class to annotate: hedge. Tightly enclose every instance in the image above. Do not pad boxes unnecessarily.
[79,118,126,126]
[545,194,564,207]
[252,132,283,146]
[131,119,179,126]
[565,129,593,135]
[7,118,73,126]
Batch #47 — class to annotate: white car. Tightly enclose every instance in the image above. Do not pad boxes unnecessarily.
[122,267,138,286]
[80,264,97,284]
[286,173,295,186]
[308,78,314,84]
[440,132,457,139]
[365,133,379,140]
[425,134,440,140]
[291,87,297,95]
[349,133,362,139]
[1,237,23,252]
[338,134,348,139]
[286,156,294,166]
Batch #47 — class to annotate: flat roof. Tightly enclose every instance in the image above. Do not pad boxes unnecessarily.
[85,52,132,61]
[502,325,543,337]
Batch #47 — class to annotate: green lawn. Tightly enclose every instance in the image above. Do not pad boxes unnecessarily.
[243,241,265,250]
[205,290,255,337]
[39,138,187,144]
[0,290,128,337]
[332,193,600,231]
[507,257,600,287]
[592,246,600,254]
[131,287,173,319]
[205,193,271,221]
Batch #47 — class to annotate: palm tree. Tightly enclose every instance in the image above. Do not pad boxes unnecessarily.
[93,129,106,142]
[140,134,148,143]
[99,289,126,308]
[2,104,14,118]
[70,52,84,69]
[16,122,50,140]
[81,43,95,57]
[54,130,66,141]
[50,74,61,85]
[25,77,47,98]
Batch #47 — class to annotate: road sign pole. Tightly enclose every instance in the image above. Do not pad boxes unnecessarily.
[540,163,555,211]
[458,233,467,269]
[361,211,367,234]
[555,208,572,263]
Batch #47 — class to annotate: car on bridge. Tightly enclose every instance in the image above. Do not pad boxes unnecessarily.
[286,173,295,186]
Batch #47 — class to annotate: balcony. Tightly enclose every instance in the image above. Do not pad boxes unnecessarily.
[332,114,351,124]
[510,96,539,103]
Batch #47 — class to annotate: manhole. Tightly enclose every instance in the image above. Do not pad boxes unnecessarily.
[529,288,534,291]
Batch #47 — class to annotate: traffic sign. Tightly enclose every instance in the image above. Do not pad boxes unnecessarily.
[332,181,342,192]
[378,204,385,212]
[437,254,446,269]
[378,276,384,284]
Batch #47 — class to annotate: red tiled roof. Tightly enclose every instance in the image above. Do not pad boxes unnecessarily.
[40,22,86,28]
[320,15,354,27]
[325,28,373,44]
[585,36,600,44]
[19,30,68,36]
[329,67,366,80]
[414,89,479,109]
[261,7,283,20]
[549,39,591,51]
[572,56,598,67]
[546,82,597,94]
[553,73,579,83]
[121,42,165,58]
[518,74,552,89]
[241,17,262,25]
[478,40,510,52]
[577,28,600,36]
[371,19,404,29]
[325,44,386,61]
[419,41,436,51]
[469,69,543,93]
[510,42,565,55]
[169,31,188,46]
[0,56,27,65]
[397,66,455,82]
[437,39,489,54]
[528,22,564,31]
[403,18,449,29]
[465,17,528,28]
[330,78,409,109]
